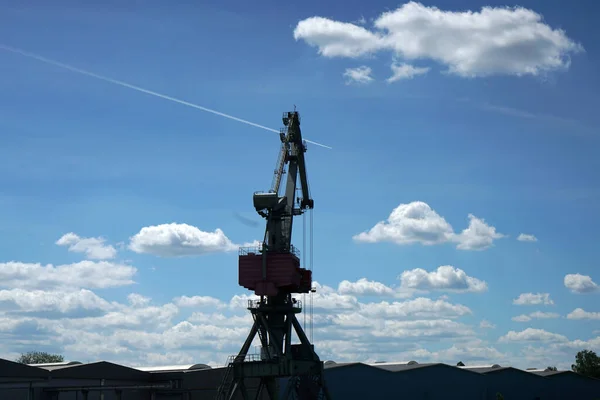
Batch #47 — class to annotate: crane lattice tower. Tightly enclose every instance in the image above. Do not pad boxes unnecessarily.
[215,110,332,400]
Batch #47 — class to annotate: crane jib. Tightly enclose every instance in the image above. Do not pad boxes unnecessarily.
[240,110,314,296]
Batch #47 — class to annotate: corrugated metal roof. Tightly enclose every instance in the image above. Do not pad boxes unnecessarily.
[462,367,510,374]
[458,364,502,369]
[136,364,211,373]
[371,363,436,372]
[323,362,359,370]
[530,370,570,377]
[367,361,418,367]
[28,361,81,368]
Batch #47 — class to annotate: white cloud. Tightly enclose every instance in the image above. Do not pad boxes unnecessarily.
[0,261,136,290]
[353,201,504,251]
[1,233,592,370]
[0,288,112,314]
[566,308,600,320]
[564,273,599,294]
[353,201,454,246]
[354,16,367,25]
[517,233,538,242]
[338,278,396,297]
[293,2,583,77]
[342,66,374,84]
[387,62,430,82]
[173,295,227,309]
[372,319,474,339]
[399,266,487,293]
[453,214,505,251]
[415,340,506,364]
[512,311,560,322]
[479,320,496,329]
[293,17,383,58]
[360,297,472,320]
[127,293,151,307]
[512,293,554,306]
[499,328,568,343]
[56,232,117,260]
[530,311,560,319]
[128,223,258,257]
[0,279,481,368]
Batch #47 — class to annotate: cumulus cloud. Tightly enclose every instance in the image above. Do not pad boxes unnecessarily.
[387,62,430,82]
[566,308,600,320]
[564,273,599,294]
[479,320,496,329]
[338,278,397,297]
[353,201,504,251]
[512,293,554,306]
[372,319,475,339]
[0,261,136,290]
[128,223,258,257]
[0,231,589,370]
[399,266,487,293]
[0,288,113,314]
[343,66,374,84]
[0,274,482,367]
[56,233,117,260]
[517,233,538,242]
[293,2,583,78]
[499,328,568,343]
[293,17,383,58]
[512,311,560,322]
[415,340,506,364]
[453,214,505,251]
[173,295,227,309]
[127,293,151,307]
[512,314,531,322]
[360,297,472,320]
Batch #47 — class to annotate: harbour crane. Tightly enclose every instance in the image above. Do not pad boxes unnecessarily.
[216,110,331,399]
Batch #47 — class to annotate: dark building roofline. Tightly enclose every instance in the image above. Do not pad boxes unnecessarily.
[0,358,49,379]
[44,361,150,380]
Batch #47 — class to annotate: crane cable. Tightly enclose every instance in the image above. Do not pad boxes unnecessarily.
[310,207,314,343]
[303,210,307,331]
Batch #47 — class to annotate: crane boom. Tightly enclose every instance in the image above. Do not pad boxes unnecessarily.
[254,111,314,254]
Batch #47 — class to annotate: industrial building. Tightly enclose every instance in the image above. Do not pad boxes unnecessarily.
[1,357,599,400]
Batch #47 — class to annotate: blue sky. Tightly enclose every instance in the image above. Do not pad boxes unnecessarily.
[0,0,599,369]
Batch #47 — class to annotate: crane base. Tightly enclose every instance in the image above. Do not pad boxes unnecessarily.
[215,298,331,400]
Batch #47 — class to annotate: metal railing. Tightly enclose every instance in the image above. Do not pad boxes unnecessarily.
[248,299,302,310]
[225,353,263,364]
[239,244,301,258]
[239,245,264,256]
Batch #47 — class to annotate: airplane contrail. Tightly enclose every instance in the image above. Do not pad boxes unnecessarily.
[0,44,332,149]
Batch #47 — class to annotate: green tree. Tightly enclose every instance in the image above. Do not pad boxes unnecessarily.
[546,366,558,371]
[496,392,504,400]
[15,351,64,364]
[571,349,600,378]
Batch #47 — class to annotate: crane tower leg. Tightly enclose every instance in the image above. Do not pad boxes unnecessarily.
[216,298,331,400]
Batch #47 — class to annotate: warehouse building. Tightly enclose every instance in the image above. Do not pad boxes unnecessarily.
[1,357,599,399]
[529,369,600,400]
[461,365,551,399]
